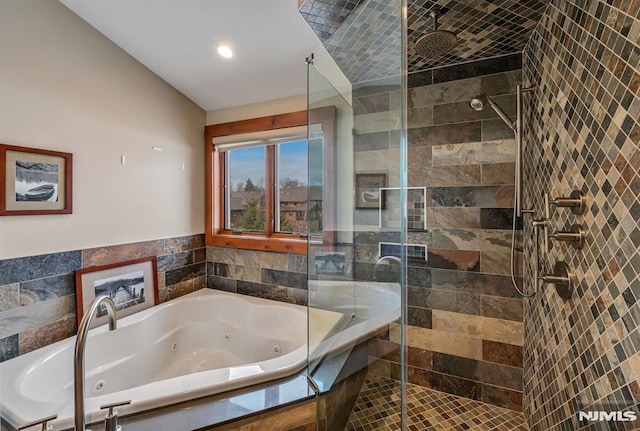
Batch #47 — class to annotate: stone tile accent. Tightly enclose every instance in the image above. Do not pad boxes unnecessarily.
[18,314,76,355]
[481,163,517,185]
[165,262,206,286]
[397,324,483,361]
[206,246,308,306]
[431,54,524,84]
[431,140,515,166]
[482,340,524,368]
[0,234,207,363]
[20,273,75,306]
[432,95,517,125]
[157,250,193,272]
[431,310,524,346]
[261,268,308,290]
[160,278,195,303]
[0,295,75,339]
[408,287,481,316]
[164,234,205,254]
[425,165,481,187]
[0,335,18,362]
[0,284,20,312]
[408,122,482,147]
[237,281,289,303]
[353,92,389,115]
[0,251,81,285]
[523,0,640,429]
[213,263,261,283]
[480,296,524,322]
[354,132,390,152]
[430,269,522,299]
[431,186,514,208]
[83,239,165,267]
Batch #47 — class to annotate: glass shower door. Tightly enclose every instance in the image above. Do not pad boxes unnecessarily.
[306,0,407,427]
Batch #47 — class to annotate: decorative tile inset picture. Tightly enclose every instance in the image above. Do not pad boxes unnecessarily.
[0,144,73,216]
[379,187,426,231]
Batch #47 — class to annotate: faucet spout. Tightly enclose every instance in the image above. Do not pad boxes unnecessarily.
[74,296,117,431]
[373,255,402,281]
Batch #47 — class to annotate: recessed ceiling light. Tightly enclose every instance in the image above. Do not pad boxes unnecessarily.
[217,45,233,59]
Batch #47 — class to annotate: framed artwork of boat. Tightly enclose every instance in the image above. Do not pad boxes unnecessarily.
[355,173,387,209]
[0,144,73,216]
[75,256,159,329]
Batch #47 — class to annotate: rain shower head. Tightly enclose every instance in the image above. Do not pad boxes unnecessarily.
[414,10,457,58]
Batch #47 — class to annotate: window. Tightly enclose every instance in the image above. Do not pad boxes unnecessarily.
[205,108,335,254]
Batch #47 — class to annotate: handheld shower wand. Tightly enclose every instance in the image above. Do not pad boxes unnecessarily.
[469,85,534,217]
[470,85,536,297]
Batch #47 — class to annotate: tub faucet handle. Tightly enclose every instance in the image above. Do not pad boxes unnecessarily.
[100,400,131,431]
[18,414,57,431]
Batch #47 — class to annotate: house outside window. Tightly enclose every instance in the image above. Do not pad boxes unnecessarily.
[204,108,335,254]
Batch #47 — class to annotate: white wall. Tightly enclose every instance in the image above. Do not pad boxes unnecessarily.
[0,0,206,259]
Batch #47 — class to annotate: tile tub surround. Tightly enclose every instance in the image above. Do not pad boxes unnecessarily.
[206,246,308,305]
[353,56,526,412]
[522,0,640,430]
[0,234,206,363]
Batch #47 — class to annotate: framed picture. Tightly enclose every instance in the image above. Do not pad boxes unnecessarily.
[75,257,159,329]
[0,144,72,216]
[355,173,387,209]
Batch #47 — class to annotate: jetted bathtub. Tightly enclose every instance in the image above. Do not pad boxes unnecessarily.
[0,289,347,430]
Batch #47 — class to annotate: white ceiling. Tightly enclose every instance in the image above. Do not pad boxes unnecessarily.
[59,0,321,111]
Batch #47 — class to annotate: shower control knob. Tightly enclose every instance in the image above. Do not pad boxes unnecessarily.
[549,224,586,249]
[538,261,576,300]
[550,190,586,215]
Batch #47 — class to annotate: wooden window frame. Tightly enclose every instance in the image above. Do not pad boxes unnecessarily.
[205,107,336,254]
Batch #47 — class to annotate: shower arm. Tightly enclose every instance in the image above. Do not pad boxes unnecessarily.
[486,97,516,133]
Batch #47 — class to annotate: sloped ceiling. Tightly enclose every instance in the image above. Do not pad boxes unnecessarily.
[300,0,551,83]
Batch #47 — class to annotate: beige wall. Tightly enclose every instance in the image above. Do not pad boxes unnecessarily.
[0,0,206,259]
[206,94,307,125]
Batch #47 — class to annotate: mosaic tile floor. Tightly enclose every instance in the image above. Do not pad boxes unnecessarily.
[346,375,529,431]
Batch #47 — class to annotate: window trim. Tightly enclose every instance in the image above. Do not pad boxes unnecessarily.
[205,107,336,254]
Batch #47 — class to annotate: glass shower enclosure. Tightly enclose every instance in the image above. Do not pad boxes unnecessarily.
[306,0,408,428]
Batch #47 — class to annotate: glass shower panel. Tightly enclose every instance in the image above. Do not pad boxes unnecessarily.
[306,0,406,428]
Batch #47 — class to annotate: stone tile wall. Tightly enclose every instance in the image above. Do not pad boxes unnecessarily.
[523,0,640,429]
[206,246,308,305]
[0,234,206,362]
[353,55,528,411]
